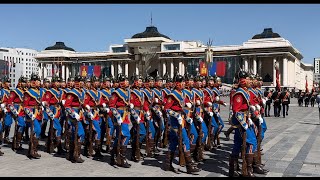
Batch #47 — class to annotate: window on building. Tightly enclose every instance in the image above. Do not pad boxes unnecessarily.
[164,44,180,51]
[112,47,126,53]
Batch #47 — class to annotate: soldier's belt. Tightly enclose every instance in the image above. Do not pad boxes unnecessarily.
[184,107,193,111]
[134,107,142,110]
[117,107,128,111]
[13,103,22,105]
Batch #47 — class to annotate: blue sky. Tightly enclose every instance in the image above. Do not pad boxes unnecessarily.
[0,4,319,64]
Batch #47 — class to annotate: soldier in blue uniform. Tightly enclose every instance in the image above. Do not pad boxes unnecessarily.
[1,76,13,145]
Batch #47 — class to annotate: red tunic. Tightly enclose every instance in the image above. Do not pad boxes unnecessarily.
[108,88,130,124]
[23,88,42,120]
[202,88,213,108]
[7,88,25,116]
[130,88,144,123]
[232,93,249,113]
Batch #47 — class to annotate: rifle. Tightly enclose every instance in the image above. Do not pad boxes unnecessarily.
[241,114,248,177]
[178,117,186,167]
[135,115,141,160]
[116,122,122,165]
[46,109,55,154]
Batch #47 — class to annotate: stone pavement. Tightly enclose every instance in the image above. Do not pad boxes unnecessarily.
[1,97,320,177]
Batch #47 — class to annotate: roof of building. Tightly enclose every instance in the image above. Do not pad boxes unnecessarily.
[252,28,281,39]
[131,26,171,39]
[45,42,75,51]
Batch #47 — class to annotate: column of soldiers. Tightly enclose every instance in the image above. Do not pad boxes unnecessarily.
[0,69,271,176]
[262,86,290,118]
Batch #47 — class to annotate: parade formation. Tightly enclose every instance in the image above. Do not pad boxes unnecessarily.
[0,67,295,177]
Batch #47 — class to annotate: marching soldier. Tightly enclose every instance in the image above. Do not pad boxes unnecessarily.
[264,87,272,117]
[161,73,172,148]
[23,73,43,159]
[7,76,27,152]
[224,78,238,141]
[108,74,131,168]
[152,74,165,152]
[141,75,156,157]
[41,76,65,154]
[228,70,257,177]
[1,76,13,145]
[272,88,281,117]
[99,76,114,153]
[63,75,86,163]
[162,73,201,174]
[128,74,146,162]
[40,78,51,139]
[192,74,208,162]
[83,76,103,158]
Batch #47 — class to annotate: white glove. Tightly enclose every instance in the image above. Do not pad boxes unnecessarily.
[129,103,134,109]
[186,118,193,124]
[61,100,66,105]
[248,118,254,126]
[177,115,183,125]
[0,103,5,109]
[158,111,163,117]
[41,107,44,111]
[117,118,123,125]
[215,96,220,102]
[255,104,261,112]
[85,105,90,110]
[223,102,227,107]
[146,111,151,116]
[136,116,141,124]
[74,113,80,121]
[186,102,192,108]
[42,101,47,107]
[207,102,213,107]
[88,112,94,119]
[154,98,159,103]
[250,105,256,112]
[198,117,204,122]
[105,108,110,113]
[3,108,8,113]
[102,103,107,108]
[209,112,214,117]
[196,100,201,105]
[259,116,264,124]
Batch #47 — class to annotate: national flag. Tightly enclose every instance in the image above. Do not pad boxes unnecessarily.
[80,65,88,77]
[94,65,101,77]
[305,76,308,93]
[216,61,226,77]
[209,62,217,76]
[87,65,94,77]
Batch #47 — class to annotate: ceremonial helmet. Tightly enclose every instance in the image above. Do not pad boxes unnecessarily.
[51,76,61,83]
[144,75,154,82]
[2,75,11,83]
[174,73,184,83]
[91,75,99,82]
[74,75,82,82]
[30,73,40,81]
[18,76,26,83]
[184,71,194,81]
[236,69,249,87]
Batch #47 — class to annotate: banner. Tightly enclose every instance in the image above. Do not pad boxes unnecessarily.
[199,61,207,76]
[80,65,88,77]
[94,65,101,77]
[209,61,226,77]
[87,65,94,77]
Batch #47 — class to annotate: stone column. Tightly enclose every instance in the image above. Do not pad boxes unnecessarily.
[125,62,129,76]
[135,62,139,75]
[273,57,277,87]
[162,60,167,76]
[283,57,288,86]
[244,57,249,71]
[111,62,115,76]
[66,65,69,81]
[61,64,65,80]
[257,58,262,75]
[118,62,122,75]
[170,59,174,78]
[253,56,257,75]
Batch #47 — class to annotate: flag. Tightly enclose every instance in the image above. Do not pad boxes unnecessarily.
[87,65,94,77]
[209,62,217,76]
[305,76,308,93]
[80,65,88,77]
[199,61,208,76]
[216,61,226,77]
[94,65,101,77]
[275,62,281,91]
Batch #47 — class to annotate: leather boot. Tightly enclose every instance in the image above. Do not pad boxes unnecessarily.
[199,143,205,161]
[130,141,138,162]
[0,148,3,156]
[56,137,66,155]
[24,127,30,142]
[0,131,3,145]
[185,151,201,174]
[162,151,178,173]
[66,142,74,161]
[253,151,269,174]
[94,140,103,158]
[216,134,221,148]
[4,126,11,144]
[120,146,131,168]
[228,155,240,177]
[245,154,255,177]
[40,121,48,139]
[73,143,84,163]
[147,139,154,157]
[33,137,41,159]
[16,132,23,150]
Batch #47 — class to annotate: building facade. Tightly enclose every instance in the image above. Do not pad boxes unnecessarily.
[35,27,313,91]
[313,57,320,84]
[0,47,39,88]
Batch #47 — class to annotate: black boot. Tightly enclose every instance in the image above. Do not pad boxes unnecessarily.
[56,137,66,155]
[0,131,3,145]
[73,143,84,163]
[245,154,255,177]
[0,148,3,156]
[185,151,201,174]
[66,142,74,161]
[15,132,23,150]
[4,126,11,144]
[110,147,116,166]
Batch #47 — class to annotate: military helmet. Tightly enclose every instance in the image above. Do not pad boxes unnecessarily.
[184,72,194,81]
[131,73,143,82]
[43,78,50,83]
[18,76,26,83]
[60,78,65,83]
[174,74,184,83]
[237,70,248,79]
[74,75,82,82]
[91,76,99,82]
[2,75,10,83]
[118,73,127,82]
[144,75,154,82]
[30,73,40,81]
[67,77,75,82]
